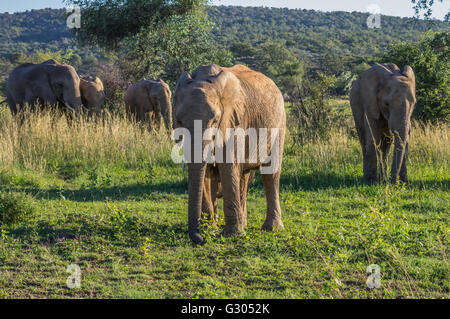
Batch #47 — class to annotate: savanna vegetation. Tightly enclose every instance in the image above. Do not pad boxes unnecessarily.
[0,1,448,298]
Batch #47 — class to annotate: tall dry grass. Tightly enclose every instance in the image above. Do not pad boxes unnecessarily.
[0,107,173,173]
[0,106,448,179]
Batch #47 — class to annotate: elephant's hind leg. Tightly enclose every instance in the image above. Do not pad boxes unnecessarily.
[261,171,284,231]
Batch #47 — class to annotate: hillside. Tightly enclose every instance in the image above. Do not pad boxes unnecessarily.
[0,6,448,60]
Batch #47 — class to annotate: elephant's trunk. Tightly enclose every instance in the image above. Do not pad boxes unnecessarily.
[188,161,207,245]
[390,120,409,184]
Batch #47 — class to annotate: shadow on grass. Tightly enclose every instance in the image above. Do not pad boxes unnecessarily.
[1,180,188,202]
[1,172,447,204]
[8,219,188,248]
[408,179,450,191]
[251,172,449,192]
[248,171,364,191]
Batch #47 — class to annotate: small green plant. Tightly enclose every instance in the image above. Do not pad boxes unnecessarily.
[107,202,130,236]
[140,237,155,263]
[0,192,34,225]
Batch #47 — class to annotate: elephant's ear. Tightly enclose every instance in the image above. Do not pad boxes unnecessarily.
[403,66,415,84]
[35,65,58,104]
[176,72,193,90]
[360,65,386,120]
[213,70,244,130]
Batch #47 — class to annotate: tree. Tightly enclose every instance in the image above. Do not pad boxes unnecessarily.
[64,1,231,87]
[412,0,450,21]
[122,10,232,85]
[247,41,304,98]
[64,0,207,48]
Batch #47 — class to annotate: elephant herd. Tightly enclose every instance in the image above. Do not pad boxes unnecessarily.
[2,60,416,244]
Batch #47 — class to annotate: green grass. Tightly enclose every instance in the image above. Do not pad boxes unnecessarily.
[0,108,448,298]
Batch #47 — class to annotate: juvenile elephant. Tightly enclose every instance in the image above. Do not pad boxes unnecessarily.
[350,63,416,184]
[202,165,255,223]
[80,75,105,114]
[174,64,286,244]
[124,78,173,130]
[5,59,82,114]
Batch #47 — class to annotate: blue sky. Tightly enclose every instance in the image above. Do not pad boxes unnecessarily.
[0,0,448,19]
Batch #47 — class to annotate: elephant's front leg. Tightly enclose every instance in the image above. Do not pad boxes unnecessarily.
[399,142,409,183]
[380,133,392,182]
[363,119,382,184]
[219,163,245,237]
[261,171,284,231]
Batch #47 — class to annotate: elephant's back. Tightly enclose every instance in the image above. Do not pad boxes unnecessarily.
[226,65,285,128]
[6,63,37,96]
[226,65,282,97]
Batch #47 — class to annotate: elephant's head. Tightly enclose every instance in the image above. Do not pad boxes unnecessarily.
[173,64,242,244]
[146,79,173,131]
[80,76,105,114]
[42,60,83,112]
[365,64,416,183]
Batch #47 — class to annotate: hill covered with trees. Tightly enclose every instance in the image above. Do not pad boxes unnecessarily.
[0,6,447,60]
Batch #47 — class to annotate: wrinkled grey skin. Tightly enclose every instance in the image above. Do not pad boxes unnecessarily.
[124,78,173,131]
[80,75,105,114]
[5,59,82,114]
[174,64,286,245]
[350,63,416,184]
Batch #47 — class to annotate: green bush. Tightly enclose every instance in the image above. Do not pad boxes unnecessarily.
[381,31,449,121]
[0,192,34,225]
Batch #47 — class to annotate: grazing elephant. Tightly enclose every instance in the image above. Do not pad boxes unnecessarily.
[80,75,105,113]
[350,63,416,184]
[124,78,173,130]
[5,59,82,114]
[174,64,286,244]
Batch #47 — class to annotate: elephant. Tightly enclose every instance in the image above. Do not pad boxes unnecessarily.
[124,78,173,131]
[201,164,255,224]
[174,64,286,244]
[79,75,105,114]
[350,63,416,185]
[5,59,82,114]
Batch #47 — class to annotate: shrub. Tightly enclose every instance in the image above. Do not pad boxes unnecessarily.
[288,73,337,145]
[0,191,34,225]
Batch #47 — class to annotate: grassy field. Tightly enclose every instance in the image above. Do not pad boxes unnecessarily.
[0,105,448,298]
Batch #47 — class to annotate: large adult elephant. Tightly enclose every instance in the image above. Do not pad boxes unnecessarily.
[124,78,173,131]
[174,64,286,244]
[5,59,82,114]
[350,63,416,184]
[80,75,105,114]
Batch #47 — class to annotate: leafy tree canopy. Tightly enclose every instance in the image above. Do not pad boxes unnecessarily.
[64,0,207,48]
[412,0,450,21]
